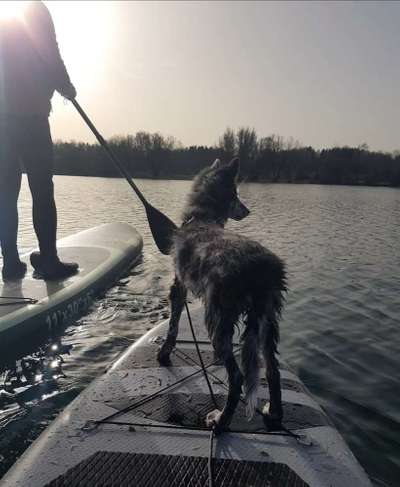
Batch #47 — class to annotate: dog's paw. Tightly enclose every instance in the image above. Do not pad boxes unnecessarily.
[262,403,283,432]
[205,409,227,435]
[157,347,172,366]
[205,409,222,427]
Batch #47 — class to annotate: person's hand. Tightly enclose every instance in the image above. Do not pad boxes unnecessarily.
[60,83,77,101]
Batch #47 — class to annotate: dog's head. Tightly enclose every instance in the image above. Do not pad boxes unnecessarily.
[183,157,250,224]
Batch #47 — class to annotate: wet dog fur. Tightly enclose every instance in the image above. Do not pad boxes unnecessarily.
[157,158,287,434]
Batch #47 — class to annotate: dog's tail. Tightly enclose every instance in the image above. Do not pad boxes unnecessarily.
[241,311,260,419]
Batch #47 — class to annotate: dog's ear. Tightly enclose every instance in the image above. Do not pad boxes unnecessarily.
[228,157,240,178]
[211,158,223,170]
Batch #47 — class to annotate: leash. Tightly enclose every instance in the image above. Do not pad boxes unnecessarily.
[208,425,216,487]
[184,300,218,409]
[184,300,218,487]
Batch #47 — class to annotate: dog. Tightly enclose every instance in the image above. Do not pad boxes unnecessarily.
[157,157,287,434]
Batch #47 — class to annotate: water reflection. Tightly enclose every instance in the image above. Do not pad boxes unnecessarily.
[0,339,72,432]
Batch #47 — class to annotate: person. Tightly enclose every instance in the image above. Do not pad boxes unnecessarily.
[0,1,79,280]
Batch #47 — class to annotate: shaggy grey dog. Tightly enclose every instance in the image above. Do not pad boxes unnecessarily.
[157,158,287,433]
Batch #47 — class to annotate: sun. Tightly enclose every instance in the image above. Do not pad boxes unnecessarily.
[0,1,113,87]
[0,1,28,20]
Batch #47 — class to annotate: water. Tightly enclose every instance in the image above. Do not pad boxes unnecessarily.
[1,176,399,486]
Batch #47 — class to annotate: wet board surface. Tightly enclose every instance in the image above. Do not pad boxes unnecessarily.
[0,305,372,487]
[0,223,142,353]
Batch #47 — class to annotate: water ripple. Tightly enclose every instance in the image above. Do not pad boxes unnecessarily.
[0,177,399,486]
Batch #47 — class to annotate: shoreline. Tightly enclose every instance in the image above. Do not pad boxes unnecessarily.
[49,172,400,189]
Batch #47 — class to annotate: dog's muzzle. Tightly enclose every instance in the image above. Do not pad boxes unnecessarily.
[230,199,250,221]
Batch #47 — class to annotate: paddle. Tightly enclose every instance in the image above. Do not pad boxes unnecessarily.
[71,99,177,255]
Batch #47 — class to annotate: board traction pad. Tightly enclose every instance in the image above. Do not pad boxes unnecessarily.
[45,451,309,487]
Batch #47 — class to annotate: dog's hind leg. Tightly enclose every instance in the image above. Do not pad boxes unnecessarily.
[205,307,242,434]
[260,293,284,431]
[241,310,260,419]
[157,276,187,366]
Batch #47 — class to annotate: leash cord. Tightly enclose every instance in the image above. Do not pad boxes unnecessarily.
[208,426,215,487]
[185,300,218,487]
[184,301,218,409]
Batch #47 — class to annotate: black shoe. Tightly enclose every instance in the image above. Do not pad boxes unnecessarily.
[2,259,27,281]
[30,252,79,280]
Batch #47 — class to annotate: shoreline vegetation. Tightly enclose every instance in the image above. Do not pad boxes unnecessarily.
[54,128,400,187]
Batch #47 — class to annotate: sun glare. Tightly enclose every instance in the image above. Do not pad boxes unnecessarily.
[0,1,27,20]
[45,1,114,90]
[0,1,113,91]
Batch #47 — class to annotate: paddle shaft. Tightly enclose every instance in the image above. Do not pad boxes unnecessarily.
[71,99,147,207]
[72,99,177,255]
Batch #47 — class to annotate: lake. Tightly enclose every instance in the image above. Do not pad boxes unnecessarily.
[1,175,399,486]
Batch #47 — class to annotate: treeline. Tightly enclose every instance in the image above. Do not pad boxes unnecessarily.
[53,128,400,187]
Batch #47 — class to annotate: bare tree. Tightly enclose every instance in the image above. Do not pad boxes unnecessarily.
[237,127,258,162]
[219,127,236,159]
[284,136,301,151]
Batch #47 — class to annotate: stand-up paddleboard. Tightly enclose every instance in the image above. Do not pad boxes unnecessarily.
[0,305,372,487]
[0,223,142,356]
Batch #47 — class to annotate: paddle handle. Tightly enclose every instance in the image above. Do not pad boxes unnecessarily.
[71,99,147,207]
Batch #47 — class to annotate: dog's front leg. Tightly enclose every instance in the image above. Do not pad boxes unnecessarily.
[209,355,243,435]
[157,276,186,366]
[206,324,243,435]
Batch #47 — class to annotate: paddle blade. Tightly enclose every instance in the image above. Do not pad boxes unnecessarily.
[144,203,177,255]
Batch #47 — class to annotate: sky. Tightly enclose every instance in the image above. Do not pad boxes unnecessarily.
[43,1,400,151]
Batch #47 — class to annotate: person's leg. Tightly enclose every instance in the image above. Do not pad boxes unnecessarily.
[21,117,58,258]
[0,117,26,279]
[21,116,78,279]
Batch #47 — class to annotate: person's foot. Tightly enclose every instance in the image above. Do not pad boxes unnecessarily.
[30,252,79,280]
[2,259,27,281]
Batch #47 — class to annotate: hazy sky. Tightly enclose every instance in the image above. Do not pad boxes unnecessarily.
[46,1,399,151]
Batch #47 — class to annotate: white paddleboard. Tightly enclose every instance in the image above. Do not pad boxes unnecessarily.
[0,305,372,487]
[0,223,142,356]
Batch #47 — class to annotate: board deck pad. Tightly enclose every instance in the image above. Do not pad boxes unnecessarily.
[44,451,309,487]
[0,306,373,487]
